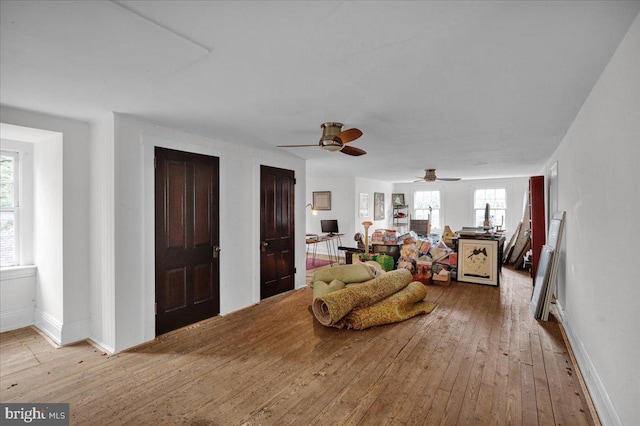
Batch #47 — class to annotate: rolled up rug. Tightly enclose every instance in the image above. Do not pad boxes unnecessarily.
[312,269,413,326]
[312,262,380,285]
[312,279,346,300]
[337,281,436,330]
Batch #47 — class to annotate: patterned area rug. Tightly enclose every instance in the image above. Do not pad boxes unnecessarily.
[306,257,332,270]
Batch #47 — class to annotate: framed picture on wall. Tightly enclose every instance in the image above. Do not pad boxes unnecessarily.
[374,192,385,220]
[392,193,405,206]
[359,193,369,218]
[457,239,499,286]
[312,191,331,210]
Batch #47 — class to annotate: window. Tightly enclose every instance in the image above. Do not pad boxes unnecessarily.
[1,150,19,267]
[413,190,441,229]
[474,188,506,228]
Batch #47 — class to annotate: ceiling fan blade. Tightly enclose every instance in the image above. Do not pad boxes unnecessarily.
[337,128,363,143]
[276,144,317,148]
[436,177,461,181]
[340,145,366,156]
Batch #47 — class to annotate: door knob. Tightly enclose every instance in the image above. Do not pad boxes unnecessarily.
[261,241,268,252]
[213,246,221,259]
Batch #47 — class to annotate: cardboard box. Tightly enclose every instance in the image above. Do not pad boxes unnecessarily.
[412,269,432,285]
[432,270,451,286]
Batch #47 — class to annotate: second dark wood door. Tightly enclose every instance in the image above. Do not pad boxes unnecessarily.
[155,147,220,335]
[260,165,295,299]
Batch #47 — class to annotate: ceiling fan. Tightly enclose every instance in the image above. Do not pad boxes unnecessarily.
[415,169,461,182]
[277,122,366,156]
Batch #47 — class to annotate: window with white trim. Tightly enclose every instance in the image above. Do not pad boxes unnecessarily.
[474,188,506,228]
[413,190,441,230]
[1,150,20,267]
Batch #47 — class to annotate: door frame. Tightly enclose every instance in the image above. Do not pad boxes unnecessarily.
[154,147,220,335]
[142,137,226,341]
[251,159,305,303]
[259,165,296,299]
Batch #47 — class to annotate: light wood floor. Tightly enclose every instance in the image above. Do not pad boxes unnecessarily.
[1,266,598,425]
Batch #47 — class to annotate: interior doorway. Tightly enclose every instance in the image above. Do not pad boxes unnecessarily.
[154,147,220,335]
[260,165,295,299]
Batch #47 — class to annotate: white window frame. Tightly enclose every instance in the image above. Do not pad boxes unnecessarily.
[472,187,507,228]
[1,150,20,267]
[412,189,442,232]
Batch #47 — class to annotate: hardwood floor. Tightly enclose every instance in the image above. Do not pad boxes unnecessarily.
[1,266,598,425]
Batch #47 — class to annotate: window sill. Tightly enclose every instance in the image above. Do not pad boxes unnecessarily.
[0,265,37,280]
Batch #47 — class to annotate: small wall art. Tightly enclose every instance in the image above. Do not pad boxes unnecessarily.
[359,193,369,218]
[312,191,331,210]
[392,193,405,206]
[374,192,385,220]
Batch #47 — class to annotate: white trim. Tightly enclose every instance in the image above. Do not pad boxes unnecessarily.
[34,308,62,345]
[0,149,20,266]
[0,265,37,280]
[87,338,115,355]
[0,305,34,332]
[61,317,92,345]
[470,186,508,228]
[412,188,443,232]
[556,301,619,426]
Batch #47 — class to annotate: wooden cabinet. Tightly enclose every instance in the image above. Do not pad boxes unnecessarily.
[529,176,546,278]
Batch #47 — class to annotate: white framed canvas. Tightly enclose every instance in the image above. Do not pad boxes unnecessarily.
[359,193,369,218]
[457,239,499,286]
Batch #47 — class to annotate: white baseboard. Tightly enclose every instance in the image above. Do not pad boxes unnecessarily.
[33,308,91,346]
[60,317,91,345]
[34,308,62,345]
[0,306,35,332]
[556,302,621,426]
[87,337,115,355]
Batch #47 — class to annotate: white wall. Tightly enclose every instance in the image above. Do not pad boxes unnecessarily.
[0,266,36,332]
[306,175,393,254]
[0,107,91,345]
[89,115,116,352]
[355,177,394,233]
[1,108,306,352]
[33,132,64,339]
[392,178,529,241]
[547,15,640,426]
[101,114,307,352]
[306,176,356,240]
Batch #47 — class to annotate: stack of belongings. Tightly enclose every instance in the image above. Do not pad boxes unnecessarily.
[396,234,455,285]
[310,265,436,330]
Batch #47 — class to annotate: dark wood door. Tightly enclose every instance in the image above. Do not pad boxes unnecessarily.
[155,147,220,335]
[260,165,295,299]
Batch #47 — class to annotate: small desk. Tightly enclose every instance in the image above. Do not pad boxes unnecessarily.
[306,234,343,266]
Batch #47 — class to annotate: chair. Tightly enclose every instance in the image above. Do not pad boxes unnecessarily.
[338,233,366,264]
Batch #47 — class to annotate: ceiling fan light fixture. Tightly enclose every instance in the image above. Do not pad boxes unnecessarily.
[424,169,437,181]
[320,122,343,137]
[277,121,364,156]
[319,136,343,151]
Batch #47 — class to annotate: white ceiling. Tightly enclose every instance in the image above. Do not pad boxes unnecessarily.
[1,1,638,182]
